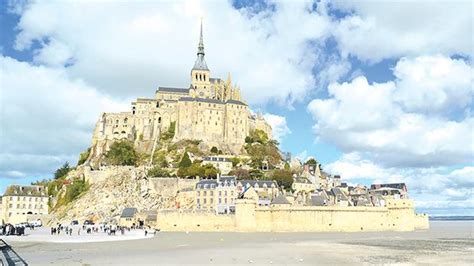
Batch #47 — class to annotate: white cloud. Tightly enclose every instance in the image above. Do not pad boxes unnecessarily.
[11,0,333,106]
[325,153,474,214]
[308,55,473,167]
[0,56,127,178]
[263,113,291,142]
[331,0,473,62]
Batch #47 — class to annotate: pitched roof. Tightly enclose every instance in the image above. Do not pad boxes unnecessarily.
[226,99,247,106]
[4,185,47,197]
[271,195,290,205]
[310,195,327,206]
[238,180,277,188]
[157,87,190,94]
[120,207,138,218]
[179,97,224,105]
[294,177,312,184]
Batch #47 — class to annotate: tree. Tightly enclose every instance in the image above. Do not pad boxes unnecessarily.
[104,140,137,166]
[305,158,317,166]
[229,168,249,179]
[64,179,89,203]
[202,164,219,178]
[178,152,192,168]
[271,169,293,190]
[249,169,264,180]
[147,166,170,177]
[77,148,91,166]
[54,162,71,179]
[210,146,218,154]
[284,162,291,170]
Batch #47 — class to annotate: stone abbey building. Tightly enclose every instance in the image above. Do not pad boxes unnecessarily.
[90,23,272,159]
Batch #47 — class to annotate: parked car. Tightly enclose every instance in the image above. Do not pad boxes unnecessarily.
[83,220,94,226]
[29,219,42,227]
[71,220,79,226]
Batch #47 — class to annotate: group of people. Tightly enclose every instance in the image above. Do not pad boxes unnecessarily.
[1,224,26,236]
[50,224,74,235]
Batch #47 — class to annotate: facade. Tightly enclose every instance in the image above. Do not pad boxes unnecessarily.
[89,22,272,162]
[195,176,280,212]
[1,185,49,224]
[202,156,233,174]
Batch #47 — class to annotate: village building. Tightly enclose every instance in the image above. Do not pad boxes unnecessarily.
[118,207,139,227]
[202,156,233,174]
[0,185,49,224]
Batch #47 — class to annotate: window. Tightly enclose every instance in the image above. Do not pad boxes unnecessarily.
[204,199,207,204]
[210,191,214,196]
[225,191,228,196]
[197,199,200,205]
[197,191,200,196]
[225,198,227,204]
[210,198,213,204]
[219,198,221,204]
[203,191,207,196]
[219,191,221,196]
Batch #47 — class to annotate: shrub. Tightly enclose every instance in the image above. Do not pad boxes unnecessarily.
[77,148,91,166]
[64,179,89,203]
[105,140,137,166]
[210,146,218,154]
[148,166,171,177]
[161,121,176,141]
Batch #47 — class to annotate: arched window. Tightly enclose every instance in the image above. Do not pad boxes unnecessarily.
[124,118,128,123]
[158,117,162,123]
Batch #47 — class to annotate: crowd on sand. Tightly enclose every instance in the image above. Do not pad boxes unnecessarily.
[50,222,158,237]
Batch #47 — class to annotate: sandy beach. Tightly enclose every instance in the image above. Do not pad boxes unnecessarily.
[3,221,473,265]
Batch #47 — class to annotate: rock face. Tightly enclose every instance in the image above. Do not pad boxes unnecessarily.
[50,166,195,225]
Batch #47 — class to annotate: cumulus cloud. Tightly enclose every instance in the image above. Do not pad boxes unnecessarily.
[308,55,473,167]
[0,56,128,179]
[11,0,334,106]
[325,153,474,214]
[331,0,473,62]
[263,113,291,141]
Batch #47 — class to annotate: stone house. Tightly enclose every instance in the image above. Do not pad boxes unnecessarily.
[1,185,49,224]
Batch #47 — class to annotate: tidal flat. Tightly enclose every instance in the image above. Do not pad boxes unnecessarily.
[5,221,473,265]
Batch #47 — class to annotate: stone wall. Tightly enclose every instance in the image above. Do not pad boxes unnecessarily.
[148,177,198,198]
[155,198,429,232]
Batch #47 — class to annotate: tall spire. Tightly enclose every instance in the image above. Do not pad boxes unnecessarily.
[197,18,205,56]
[192,18,209,71]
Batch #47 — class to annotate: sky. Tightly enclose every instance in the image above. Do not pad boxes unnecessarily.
[0,0,472,216]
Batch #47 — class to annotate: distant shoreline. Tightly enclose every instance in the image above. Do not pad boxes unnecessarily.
[429,216,474,221]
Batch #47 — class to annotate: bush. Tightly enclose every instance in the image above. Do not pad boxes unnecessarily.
[271,169,293,190]
[64,179,89,203]
[210,146,218,154]
[77,148,91,166]
[105,140,137,166]
[148,166,171,177]
[161,121,176,141]
[54,162,71,179]
[178,152,192,168]
[229,168,249,179]
[152,150,168,168]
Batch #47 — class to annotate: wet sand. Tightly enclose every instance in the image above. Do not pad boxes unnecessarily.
[5,221,474,265]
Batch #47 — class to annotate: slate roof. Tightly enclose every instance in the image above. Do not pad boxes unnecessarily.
[226,99,247,106]
[179,97,224,105]
[157,87,190,94]
[310,195,327,206]
[210,78,222,83]
[120,207,138,218]
[271,195,290,205]
[196,176,237,189]
[238,180,277,188]
[203,156,231,162]
[4,185,47,197]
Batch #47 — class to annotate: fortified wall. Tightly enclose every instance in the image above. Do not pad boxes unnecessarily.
[155,198,429,232]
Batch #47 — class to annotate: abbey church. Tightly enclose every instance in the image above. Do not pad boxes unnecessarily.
[90,22,272,159]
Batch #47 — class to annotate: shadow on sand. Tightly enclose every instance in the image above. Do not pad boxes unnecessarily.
[0,239,28,266]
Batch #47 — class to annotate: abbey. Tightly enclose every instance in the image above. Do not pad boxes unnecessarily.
[90,23,272,159]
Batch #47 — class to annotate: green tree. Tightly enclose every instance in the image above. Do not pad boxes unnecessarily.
[202,164,219,178]
[54,162,71,179]
[305,158,317,165]
[104,140,137,166]
[271,169,294,190]
[210,146,218,154]
[284,162,291,170]
[229,168,249,179]
[178,152,192,168]
[249,169,264,180]
[77,148,91,166]
[148,166,170,177]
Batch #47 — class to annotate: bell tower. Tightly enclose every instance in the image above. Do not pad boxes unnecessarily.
[191,19,211,98]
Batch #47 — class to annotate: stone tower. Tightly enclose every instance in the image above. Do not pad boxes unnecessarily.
[191,20,211,98]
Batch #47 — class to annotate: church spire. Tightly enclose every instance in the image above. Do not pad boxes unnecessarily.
[192,18,209,71]
[197,18,205,56]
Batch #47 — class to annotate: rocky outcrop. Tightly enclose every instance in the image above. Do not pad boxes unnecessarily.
[49,166,194,225]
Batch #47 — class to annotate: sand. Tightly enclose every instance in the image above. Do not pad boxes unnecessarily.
[4,221,474,265]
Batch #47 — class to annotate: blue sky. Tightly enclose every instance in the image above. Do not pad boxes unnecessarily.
[0,0,472,216]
